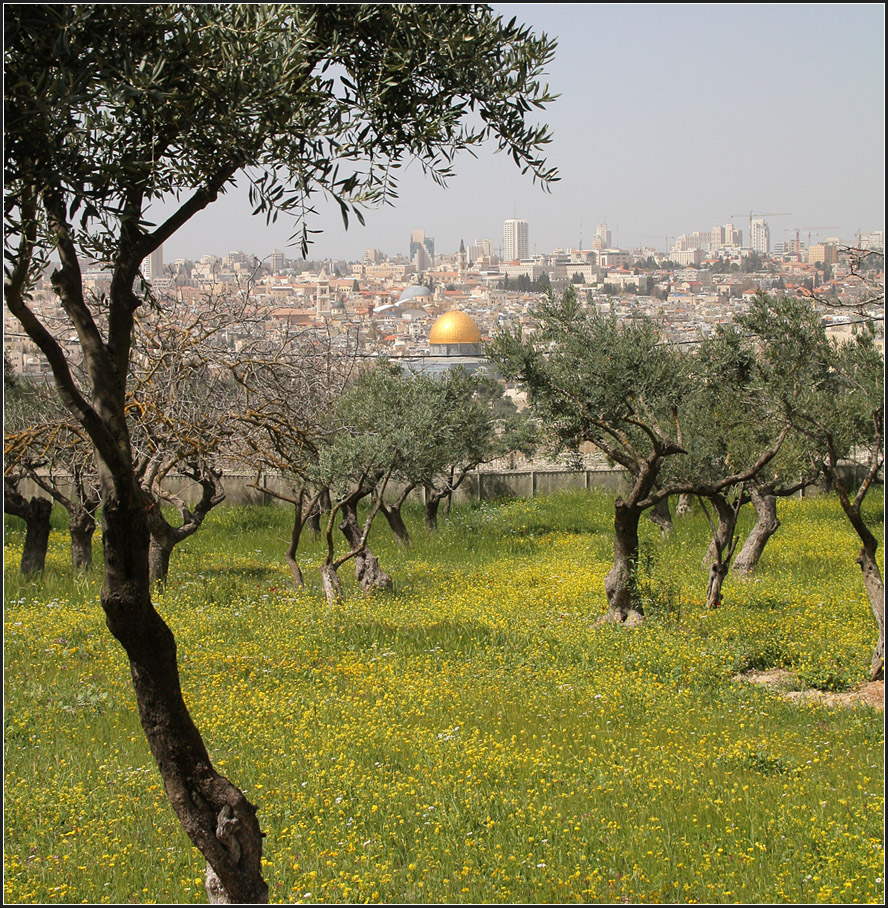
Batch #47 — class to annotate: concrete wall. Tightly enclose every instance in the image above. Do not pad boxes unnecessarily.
[12,468,631,508]
[11,463,878,510]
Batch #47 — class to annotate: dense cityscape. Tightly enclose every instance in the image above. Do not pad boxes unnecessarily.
[6,217,883,381]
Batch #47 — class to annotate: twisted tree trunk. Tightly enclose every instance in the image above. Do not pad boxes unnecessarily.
[339,499,392,593]
[733,487,779,578]
[68,506,97,571]
[858,545,885,681]
[380,500,412,546]
[144,469,225,586]
[379,483,415,546]
[423,488,448,531]
[4,487,53,575]
[701,494,741,609]
[100,472,268,903]
[603,500,644,624]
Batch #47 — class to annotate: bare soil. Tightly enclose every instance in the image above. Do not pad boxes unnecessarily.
[736,668,884,710]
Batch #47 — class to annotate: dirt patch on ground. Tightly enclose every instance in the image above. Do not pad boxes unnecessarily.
[736,669,884,710]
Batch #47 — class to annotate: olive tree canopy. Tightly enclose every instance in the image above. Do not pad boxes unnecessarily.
[4,5,558,902]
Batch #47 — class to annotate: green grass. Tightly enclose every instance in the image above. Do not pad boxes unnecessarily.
[4,490,884,904]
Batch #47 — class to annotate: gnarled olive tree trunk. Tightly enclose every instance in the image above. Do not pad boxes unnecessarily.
[321,478,393,604]
[858,544,885,681]
[423,486,449,531]
[4,484,52,575]
[826,455,885,682]
[602,455,667,624]
[603,500,645,624]
[700,493,742,610]
[99,467,268,903]
[732,486,779,578]
[68,506,97,571]
[339,498,392,593]
[378,482,415,546]
[144,469,225,587]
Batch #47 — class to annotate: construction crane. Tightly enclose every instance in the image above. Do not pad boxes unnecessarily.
[642,235,674,254]
[783,227,803,258]
[799,226,839,249]
[729,211,792,243]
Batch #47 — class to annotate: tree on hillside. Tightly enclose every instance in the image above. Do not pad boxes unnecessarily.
[4,5,558,901]
[3,468,53,575]
[414,369,497,532]
[738,295,885,681]
[488,288,691,623]
[488,287,786,623]
[657,325,799,607]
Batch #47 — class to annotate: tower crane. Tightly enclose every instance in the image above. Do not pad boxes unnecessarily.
[799,226,839,249]
[729,211,792,244]
[642,235,674,254]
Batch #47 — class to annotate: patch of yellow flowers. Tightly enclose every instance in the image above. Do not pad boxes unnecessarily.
[4,492,883,903]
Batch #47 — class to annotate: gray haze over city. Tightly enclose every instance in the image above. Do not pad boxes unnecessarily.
[149,3,885,263]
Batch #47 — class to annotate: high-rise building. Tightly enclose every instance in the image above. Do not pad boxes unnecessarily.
[750,218,770,255]
[143,244,164,281]
[410,229,435,266]
[469,238,494,264]
[593,223,611,249]
[807,243,837,266]
[503,218,528,261]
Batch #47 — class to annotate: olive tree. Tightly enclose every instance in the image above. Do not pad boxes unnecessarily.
[488,288,692,623]
[4,5,557,900]
[5,409,101,572]
[4,373,56,574]
[489,288,785,623]
[737,295,884,681]
[312,361,411,603]
[231,322,360,590]
[659,325,794,608]
[129,297,246,586]
[386,367,500,536]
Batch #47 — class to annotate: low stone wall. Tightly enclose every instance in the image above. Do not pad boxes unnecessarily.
[12,463,878,510]
[13,468,630,508]
[161,468,633,506]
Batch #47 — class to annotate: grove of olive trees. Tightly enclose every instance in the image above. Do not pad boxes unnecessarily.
[4,4,559,901]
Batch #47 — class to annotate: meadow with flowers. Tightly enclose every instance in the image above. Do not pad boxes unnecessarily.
[4,489,883,904]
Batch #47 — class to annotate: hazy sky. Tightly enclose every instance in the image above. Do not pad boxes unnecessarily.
[152,3,885,264]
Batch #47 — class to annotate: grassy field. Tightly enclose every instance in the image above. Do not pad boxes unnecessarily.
[4,490,884,904]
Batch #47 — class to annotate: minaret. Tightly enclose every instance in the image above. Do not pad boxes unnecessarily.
[458,238,467,281]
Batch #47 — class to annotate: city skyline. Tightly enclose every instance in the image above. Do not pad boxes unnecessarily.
[146,3,885,263]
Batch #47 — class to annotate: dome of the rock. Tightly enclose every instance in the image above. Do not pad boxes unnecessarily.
[429,310,482,345]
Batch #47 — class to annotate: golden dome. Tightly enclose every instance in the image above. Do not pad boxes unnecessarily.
[429,310,482,345]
